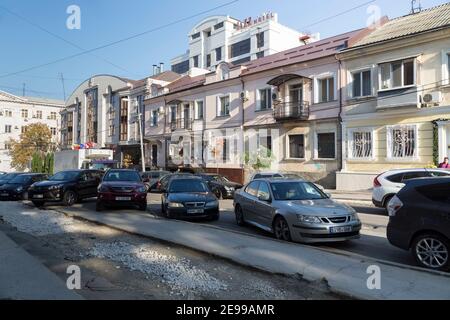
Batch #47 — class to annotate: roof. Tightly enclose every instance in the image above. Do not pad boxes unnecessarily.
[241,29,363,75]
[150,71,181,82]
[24,96,65,106]
[166,74,206,94]
[352,3,450,48]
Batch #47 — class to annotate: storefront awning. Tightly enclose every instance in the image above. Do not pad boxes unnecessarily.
[267,74,311,87]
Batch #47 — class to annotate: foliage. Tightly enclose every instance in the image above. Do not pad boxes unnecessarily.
[9,123,53,171]
[244,146,276,171]
[31,152,55,174]
[122,154,134,169]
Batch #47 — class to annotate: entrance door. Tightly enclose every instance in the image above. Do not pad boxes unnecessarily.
[289,84,303,116]
[152,145,158,167]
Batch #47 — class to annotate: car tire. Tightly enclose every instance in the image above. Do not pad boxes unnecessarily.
[32,201,45,208]
[411,233,449,271]
[63,190,77,207]
[96,202,104,212]
[139,203,147,212]
[273,216,292,242]
[235,205,246,226]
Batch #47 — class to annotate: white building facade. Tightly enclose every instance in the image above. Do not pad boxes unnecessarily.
[0,90,64,172]
[171,13,319,74]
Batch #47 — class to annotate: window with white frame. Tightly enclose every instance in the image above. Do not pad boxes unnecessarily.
[4,125,12,133]
[387,125,418,159]
[217,96,230,117]
[195,100,204,120]
[352,70,372,98]
[446,52,450,84]
[348,129,373,159]
[288,134,305,159]
[4,110,12,117]
[257,88,272,111]
[317,77,335,103]
[151,110,158,127]
[316,132,336,159]
[379,59,415,90]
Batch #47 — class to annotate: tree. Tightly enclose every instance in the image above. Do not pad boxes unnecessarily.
[9,123,53,171]
[122,154,133,169]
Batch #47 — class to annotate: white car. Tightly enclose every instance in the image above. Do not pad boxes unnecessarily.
[372,168,450,209]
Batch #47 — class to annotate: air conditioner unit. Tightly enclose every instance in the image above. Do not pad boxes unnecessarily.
[240,91,248,101]
[271,89,279,101]
[422,91,442,105]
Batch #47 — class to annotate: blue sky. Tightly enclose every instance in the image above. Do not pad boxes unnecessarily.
[0,0,448,101]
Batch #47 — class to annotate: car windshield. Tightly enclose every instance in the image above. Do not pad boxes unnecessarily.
[270,182,327,201]
[103,171,141,182]
[8,175,32,184]
[49,171,80,181]
[169,179,208,193]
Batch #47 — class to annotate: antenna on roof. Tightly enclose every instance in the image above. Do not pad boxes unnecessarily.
[411,0,422,14]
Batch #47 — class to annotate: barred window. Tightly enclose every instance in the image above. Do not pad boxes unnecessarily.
[350,130,373,159]
[387,125,417,159]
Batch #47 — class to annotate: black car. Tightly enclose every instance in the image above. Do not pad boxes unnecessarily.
[195,173,242,199]
[387,177,450,271]
[161,176,219,221]
[0,173,48,200]
[28,170,103,207]
[0,172,25,188]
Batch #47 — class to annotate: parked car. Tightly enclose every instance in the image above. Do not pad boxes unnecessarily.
[96,169,148,212]
[372,168,450,209]
[28,170,103,207]
[0,171,5,175]
[250,172,325,191]
[0,173,48,200]
[0,172,25,188]
[195,173,243,199]
[161,176,219,221]
[141,170,170,190]
[151,173,193,193]
[387,177,450,271]
[233,178,361,243]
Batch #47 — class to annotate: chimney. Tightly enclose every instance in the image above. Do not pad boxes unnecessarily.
[152,65,158,75]
[159,63,164,73]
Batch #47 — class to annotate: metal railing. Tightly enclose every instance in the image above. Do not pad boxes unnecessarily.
[273,101,310,121]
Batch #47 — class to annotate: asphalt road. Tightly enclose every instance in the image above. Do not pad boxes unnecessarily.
[41,194,416,268]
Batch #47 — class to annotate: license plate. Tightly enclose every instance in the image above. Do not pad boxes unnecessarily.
[116,197,132,201]
[187,209,204,214]
[33,194,44,199]
[1,193,8,197]
[330,226,353,234]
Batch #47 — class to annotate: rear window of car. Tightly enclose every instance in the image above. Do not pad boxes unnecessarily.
[169,179,208,193]
[416,183,450,203]
[429,171,450,177]
[103,171,141,182]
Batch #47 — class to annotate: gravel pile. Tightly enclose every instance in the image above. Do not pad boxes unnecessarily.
[0,205,78,236]
[241,281,286,299]
[90,241,228,297]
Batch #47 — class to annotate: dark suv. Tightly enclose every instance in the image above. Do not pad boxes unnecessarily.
[28,170,103,207]
[387,177,450,271]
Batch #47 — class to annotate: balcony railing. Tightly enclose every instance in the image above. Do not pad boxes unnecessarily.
[169,118,193,131]
[273,101,310,121]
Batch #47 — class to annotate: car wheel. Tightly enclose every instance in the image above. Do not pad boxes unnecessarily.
[63,190,77,207]
[411,233,449,271]
[235,205,245,226]
[96,202,104,212]
[274,216,292,242]
[139,203,147,211]
[32,201,45,208]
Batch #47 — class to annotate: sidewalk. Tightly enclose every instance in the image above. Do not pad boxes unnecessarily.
[326,189,374,207]
[0,230,82,300]
[53,207,450,300]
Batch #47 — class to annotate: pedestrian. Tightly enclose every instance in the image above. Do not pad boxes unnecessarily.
[439,157,450,169]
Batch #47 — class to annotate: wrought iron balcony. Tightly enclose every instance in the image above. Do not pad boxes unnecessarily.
[273,101,310,121]
[169,118,193,131]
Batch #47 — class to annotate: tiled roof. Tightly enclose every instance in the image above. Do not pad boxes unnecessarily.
[353,3,450,47]
[166,74,206,93]
[241,29,363,75]
[150,71,181,82]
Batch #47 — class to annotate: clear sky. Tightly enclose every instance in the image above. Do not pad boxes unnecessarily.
[0,0,448,101]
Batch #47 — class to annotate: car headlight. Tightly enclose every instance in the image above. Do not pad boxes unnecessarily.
[97,185,109,193]
[205,200,219,208]
[297,214,322,224]
[350,213,360,221]
[168,202,184,208]
[224,186,234,191]
[136,186,147,193]
[49,184,63,191]
[15,186,23,192]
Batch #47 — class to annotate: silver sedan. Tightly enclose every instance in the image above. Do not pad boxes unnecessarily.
[233,178,362,243]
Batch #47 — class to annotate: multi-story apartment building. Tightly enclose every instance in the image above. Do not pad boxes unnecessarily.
[337,3,450,190]
[171,12,319,74]
[0,90,64,172]
[61,71,180,168]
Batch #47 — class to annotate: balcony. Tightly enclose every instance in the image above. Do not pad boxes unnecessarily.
[169,118,193,131]
[273,101,310,121]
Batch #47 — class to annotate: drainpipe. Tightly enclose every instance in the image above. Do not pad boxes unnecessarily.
[240,77,246,183]
[163,97,168,170]
[336,55,345,173]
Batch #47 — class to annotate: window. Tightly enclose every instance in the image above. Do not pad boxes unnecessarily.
[151,110,158,127]
[257,88,272,110]
[230,38,251,58]
[205,30,212,37]
[215,47,222,62]
[66,112,73,145]
[245,181,260,197]
[222,138,229,162]
[387,125,417,159]
[417,184,450,203]
[4,142,12,150]
[172,60,190,74]
[256,51,265,59]
[49,112,57,120]
[5,125,11,133]
[206,54,211,68]
[21,109,28,118]
[349,129,373,159]
[4,110,12,117]
[447,53,450,83]
[119,98,128,141]
[380,59,415,90]
[21,126,28,134]
[352,70,372,97]
[289,135,305,159]
[193,55,199,68]
[317,77,335,103]
[316,132,336,159]
[191,32,200,40]
[51,128,57,136]
[108,98,116,137]
[35,110,42,119]
[195,101,204,120]
[257,182,271,201]
[170,106,177,123]
[218,96,230,117]
[256,32,265,48]
[214,22,224,30]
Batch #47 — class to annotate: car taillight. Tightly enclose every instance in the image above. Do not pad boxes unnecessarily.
[387,195,403,217]
[373,175,382,188]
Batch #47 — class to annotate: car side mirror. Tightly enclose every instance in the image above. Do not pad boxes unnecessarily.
[258,195,271,203]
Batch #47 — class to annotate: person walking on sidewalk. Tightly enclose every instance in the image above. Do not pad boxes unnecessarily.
[439,157,450,169]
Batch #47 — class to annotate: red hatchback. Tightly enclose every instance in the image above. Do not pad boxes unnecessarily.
[96,170,148,212]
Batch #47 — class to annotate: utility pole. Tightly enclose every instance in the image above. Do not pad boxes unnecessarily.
[60,73,66,101]
[137,100,146,173]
